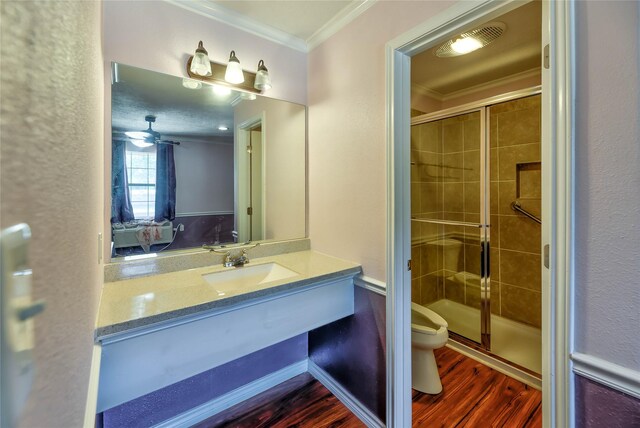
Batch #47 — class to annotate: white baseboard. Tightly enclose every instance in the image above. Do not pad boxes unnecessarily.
[152,360,308,428]
[446,341,542,390]
[84,344,102,428]
[308,360,385,428]
[571,352,640,399]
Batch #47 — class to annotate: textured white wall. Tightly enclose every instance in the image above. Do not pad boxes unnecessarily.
[0,1,103,427]
[574,1,640,370]
[308,1,452,279]
[175,140,234,214]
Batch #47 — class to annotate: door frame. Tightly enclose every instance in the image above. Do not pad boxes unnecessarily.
[385,1,575,427]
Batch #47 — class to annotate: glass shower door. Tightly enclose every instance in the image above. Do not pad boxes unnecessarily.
[410,109,490,346]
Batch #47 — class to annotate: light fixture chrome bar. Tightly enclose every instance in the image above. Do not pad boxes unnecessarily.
[411,218,483,228]
[510,201,542,224]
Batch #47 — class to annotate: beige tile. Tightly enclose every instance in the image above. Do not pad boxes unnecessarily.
[419,182,442,213]
[490,181,499,214]
[411,245,422,278]
[489,215,500,250]
[490,281,501,315]
[498,143,541,181]
[442,153,464,182]
[419,152,443,182]
[489,245,500,282]
[412,278,421,303]
[490,148,499,181]
[463,118,481,151]
[419,121,442,153]
[501,250,541,291]
[464,213,480,224]
[499,180,517,215]
[466,278,481,309]
[501,284,541,328]
[411,125,421,150]
[464,244,481,276]
[421,274,442,304]
[463,150,481,181]
[442,241,463,272]
[443,183,464,213]
[516,198,541,219]
[464,226,480,245]
[443,122,463,153]
[444,276,465,304]
[499,215,542,254]
[463,182,480,214]
[420,241,441,275]
[519,168,541,198]
[497,108,540,147]
[489,114,498,148]
[411,184,420,216]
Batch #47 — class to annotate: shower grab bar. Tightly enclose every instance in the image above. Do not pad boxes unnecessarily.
[510,201,541,224]
[411,218,483,228]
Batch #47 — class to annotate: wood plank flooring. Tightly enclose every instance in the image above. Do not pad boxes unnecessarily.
[196,347,541,427]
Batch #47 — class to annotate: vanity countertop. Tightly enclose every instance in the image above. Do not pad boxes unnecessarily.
[96,250,361,339]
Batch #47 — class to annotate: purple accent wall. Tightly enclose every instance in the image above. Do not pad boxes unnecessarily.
[575,375,640,428]
[101,333,307,427]
[309,286,386,421]
[171,213,235,249]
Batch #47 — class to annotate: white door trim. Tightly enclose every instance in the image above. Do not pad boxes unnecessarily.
[384,1,575,427]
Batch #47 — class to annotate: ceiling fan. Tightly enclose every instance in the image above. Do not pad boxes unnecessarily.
[119,115,181,148]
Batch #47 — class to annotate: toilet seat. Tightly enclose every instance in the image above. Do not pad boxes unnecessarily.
[411,302,448,335]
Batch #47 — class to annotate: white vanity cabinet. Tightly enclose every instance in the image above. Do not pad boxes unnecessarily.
[95,255,358,413]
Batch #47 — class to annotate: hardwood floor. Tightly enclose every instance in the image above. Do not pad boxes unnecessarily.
[196,347,541,427]
[194,373,364,428]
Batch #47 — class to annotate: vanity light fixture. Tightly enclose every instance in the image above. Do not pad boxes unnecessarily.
[253,60,272,91]
[186,41,270,94]
[190,41,212,76]
[224,51,244,84]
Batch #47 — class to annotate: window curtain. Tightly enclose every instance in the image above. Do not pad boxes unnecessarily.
[111,139,135,223]
[155,143,176,222]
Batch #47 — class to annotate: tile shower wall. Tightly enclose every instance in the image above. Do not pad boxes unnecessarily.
[411,94,541,328]
[411,112,483,309]
[489,95,541,328]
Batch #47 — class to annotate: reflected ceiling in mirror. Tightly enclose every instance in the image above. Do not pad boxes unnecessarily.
[110,63,306,259]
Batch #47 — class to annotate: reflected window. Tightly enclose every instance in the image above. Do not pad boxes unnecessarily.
[126,147,156,219]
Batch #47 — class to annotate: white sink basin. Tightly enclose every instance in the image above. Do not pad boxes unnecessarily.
[202,262,299,295]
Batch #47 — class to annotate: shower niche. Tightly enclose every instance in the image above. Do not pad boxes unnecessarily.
[410,92,542,374]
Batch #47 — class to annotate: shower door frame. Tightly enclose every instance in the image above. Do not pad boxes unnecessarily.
[410,87,542,351]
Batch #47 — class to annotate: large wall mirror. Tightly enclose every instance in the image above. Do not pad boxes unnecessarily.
[110,63,306,259]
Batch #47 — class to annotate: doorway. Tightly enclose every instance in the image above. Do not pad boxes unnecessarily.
[385,1,575,427]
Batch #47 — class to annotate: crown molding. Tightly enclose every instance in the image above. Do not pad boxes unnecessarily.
[306,0,378,51]
[441,68,541,102]
[164,0,308,52]
[411,83,444,101]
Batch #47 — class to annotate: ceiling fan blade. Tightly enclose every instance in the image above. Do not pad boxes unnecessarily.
[158,140,181,146]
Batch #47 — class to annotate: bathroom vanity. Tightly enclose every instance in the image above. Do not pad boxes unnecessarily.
[95,250,360,413]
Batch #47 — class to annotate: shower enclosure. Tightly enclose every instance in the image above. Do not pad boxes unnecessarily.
[410,89,542,374]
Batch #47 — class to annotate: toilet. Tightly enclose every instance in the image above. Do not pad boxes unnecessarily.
[411,302,449,394]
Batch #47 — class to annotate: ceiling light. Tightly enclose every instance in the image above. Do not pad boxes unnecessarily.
[218,126,229,131]
[254,60,272,92]
[450,37,482,54]
[435,22,506,58]
[190,41,212,76]
[130,139,154,148]
[224,51,244,84]
[212,85,231,96]
[182,78,202,90]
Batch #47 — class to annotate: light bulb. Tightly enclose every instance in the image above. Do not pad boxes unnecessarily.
[254,60,272,91]
[224,50,245,84]
[450,37,483,54]
[190,41,212,77]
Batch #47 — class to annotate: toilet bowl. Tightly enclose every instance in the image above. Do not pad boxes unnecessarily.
[411,302,449,394]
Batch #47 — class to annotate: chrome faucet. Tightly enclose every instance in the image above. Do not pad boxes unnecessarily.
[223,249,250,267]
